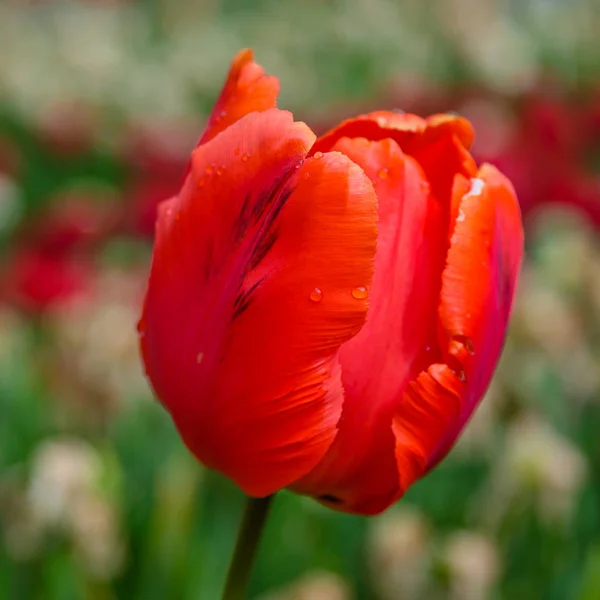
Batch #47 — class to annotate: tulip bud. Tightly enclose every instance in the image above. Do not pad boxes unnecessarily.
[139,49,523,514]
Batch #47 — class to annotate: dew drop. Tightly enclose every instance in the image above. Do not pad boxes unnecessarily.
[205,164,214,175]
[451,334,475,355]
[455,369,467,382]
[216,167,223,176]
[309,288,323,302]
[196,352,204,364]
[420,181,429,193]
[377,168,389,180]
[313,151,324,159]
[351,286,368,300]
[241,153,250,162]
[234,148,241,156]
[197,178,206,188]
[219,110,226,118]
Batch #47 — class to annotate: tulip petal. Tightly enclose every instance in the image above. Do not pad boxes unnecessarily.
[313,111,477,227]
[199,49,280,145]
[292,137,445,514]
[140,109,378,496]
[312,110,475,156]
[393,364,462,492]
[393,164,523,489]
[435,164,523,439]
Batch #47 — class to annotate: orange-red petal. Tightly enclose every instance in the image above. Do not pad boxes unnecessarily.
[312,110,475,157]
[393,364,462,492]
[293,136,446,514]
[393,164,523,490]
[438,164,523,423]
[313,111,477,230]
[140,109,378,496]
[199,49,280,145]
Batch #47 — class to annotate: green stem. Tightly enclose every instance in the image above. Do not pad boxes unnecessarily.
[221,495,274,600]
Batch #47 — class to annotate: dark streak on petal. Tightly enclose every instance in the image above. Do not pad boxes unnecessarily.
[232,275,266,319]
[249,227,279,271]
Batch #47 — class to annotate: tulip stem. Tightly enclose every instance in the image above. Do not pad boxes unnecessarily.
[221,494,274,600]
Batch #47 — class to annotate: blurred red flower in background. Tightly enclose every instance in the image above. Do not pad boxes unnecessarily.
[0,189,118,313]
[139,50,524,515]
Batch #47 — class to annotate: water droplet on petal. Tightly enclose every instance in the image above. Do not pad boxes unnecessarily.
[455,369,467,382]
[351,286,368,300]
[309,288,323,302]
[241,153,250,162]
[377,168,389,179]
[451,334,475,355]
[234,148,241,156]
[197,178,206,188]
[205,164,214,175]
[420,181,429,193]
[216,167,223,176]
[219,110,226,118]
[313,151,324,159]
[196,352,204,364]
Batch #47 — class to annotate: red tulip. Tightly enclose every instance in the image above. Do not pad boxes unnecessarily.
[139,50,523,515]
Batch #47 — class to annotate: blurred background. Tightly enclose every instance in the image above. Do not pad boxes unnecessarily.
[1,0,599,598]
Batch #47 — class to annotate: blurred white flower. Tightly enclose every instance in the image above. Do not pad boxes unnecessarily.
[257,571,351,600]
[482,415,588,527]
[24,437,125,579]
[27,438,101,529]
[442,530,501,600]
[49,268,152,416]
[507,415,587,522]
[69,490,125,580]
[367,507,431,600]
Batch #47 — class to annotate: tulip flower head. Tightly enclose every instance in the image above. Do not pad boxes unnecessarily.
[139,50,523,516]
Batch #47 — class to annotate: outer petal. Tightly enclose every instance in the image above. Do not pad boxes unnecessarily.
[393,164,523,491]
[199,49,279,146]
[140,109,378,497]
[292,137,445,514]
